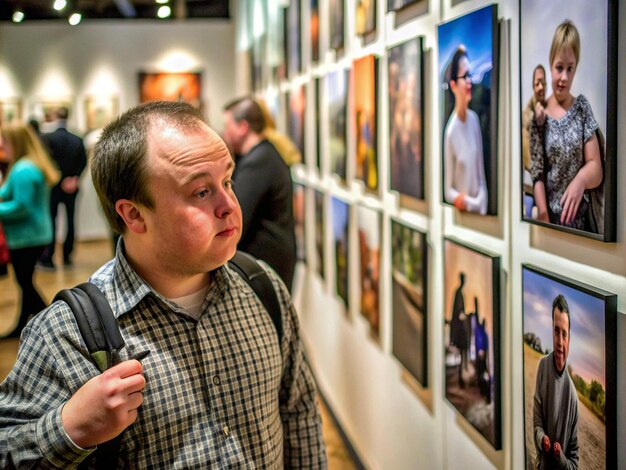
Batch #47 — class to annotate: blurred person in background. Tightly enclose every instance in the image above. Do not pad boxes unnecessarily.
[0,123,60,338]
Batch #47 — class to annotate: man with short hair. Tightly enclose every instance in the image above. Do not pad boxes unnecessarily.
[223,97,297,291]
[533,294,579,469]
[0,101,327,468]
[522,65,547,218]
[39,106,87,268]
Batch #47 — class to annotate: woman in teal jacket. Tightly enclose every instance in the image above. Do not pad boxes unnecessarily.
[0,123,60,338]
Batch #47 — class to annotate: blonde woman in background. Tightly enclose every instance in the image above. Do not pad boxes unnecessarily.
[0,123,60,338]
[255,97,302,166]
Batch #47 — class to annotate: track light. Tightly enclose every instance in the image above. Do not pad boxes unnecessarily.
[68,12,82,25]
[156,0,169,4]
[157,5,171,18]
[53,0,67,11]
[12,10,25,22]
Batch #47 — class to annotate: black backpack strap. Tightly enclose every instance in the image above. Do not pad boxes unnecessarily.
[53,282,125,470]
[53,282,125,373]
[228,251,283,342]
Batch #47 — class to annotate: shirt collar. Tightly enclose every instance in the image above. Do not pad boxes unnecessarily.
[89,238,235,320]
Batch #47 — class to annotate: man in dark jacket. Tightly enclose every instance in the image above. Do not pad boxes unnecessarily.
[222,97,296,291]
[39,107,87,269]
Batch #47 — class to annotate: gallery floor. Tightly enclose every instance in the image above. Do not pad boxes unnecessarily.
[0,240,357,469]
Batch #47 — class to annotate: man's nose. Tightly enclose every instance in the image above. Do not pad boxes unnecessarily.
[215,189,238,218]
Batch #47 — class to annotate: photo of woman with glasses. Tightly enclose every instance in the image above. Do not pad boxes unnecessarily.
[438,5,499,216]
[442,46,487,214]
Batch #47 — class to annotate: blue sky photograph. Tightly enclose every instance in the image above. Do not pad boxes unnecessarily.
[331,198,349,242]
[523,268,606,387]
[437,5,494,85]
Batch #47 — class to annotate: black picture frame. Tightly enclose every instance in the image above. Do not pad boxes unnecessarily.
[438,5,499,216]
[443,237,502,450]
[519,0,617,241]
[329,0,345,52]
[293,183,306,263]
[328,68,349,181]
[388,36,425,201]
[331,197,350,310]
[286,1,301,79]
[287,85,306,158]
[521,265,617,469]
[314,76,322,172]
[353,54,379,193]
[314,189,325,280]
[356,0,377,37]
[357,205,381,340]
[310,0,320,63]
[391,219,428,387]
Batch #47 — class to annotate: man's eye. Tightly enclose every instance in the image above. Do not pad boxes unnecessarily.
[225,180,234,189]
[197,189,209,198]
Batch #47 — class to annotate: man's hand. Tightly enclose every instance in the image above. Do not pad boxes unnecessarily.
[61,176,80,194]
[61,360,145,449]
[542,435,551,452]
[534,101,546,127]
[553,442,562,458]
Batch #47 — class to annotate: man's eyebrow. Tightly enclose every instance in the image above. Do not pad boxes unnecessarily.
[181,161,235,186]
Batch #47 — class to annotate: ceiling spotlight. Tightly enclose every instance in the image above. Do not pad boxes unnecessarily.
[12,10,25,22]
[68,12,82,25]
[53,0,67,11]
[155,0,169,4]
[157,5,171,18]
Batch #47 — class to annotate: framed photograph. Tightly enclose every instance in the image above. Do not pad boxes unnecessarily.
[328,69,348,181]
[522,265,617,469]
[314,77,321,172]
[438,5,499,215]
[293,183,306,263]
[519,0,617,241]
[267,5,286,83]
[353,55,379,192]
[357,205,381,339]
[391,219,428,387]
[0,98,22,126]
[331,197,350,309]
[84,96,119,131]
[444,238,501,449]
[310,0,320,63]
[314,190,325,280]
[138,72,202,109]
[388,37,425,201]
[356,0,376,37]
[287,85,306,157]
[286,1,301,79]
[329,0,344,52]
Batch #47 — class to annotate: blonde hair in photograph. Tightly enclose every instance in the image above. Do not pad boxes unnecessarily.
[1,123,60,187]
[549,19,581,67]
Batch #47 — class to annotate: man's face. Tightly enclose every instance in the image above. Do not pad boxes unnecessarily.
[533,68,546,104]
[552,308,570,373]
[139,120,242,276]
[222,111,246,156]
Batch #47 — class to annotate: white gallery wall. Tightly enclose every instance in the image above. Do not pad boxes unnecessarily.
[0,19,235,241]
[241,0,626,469]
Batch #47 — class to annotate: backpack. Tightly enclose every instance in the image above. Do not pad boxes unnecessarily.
[53,250,282,469]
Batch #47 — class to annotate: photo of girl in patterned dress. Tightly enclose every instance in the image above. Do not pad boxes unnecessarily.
[529,21,602,233]
[520,0,618,241]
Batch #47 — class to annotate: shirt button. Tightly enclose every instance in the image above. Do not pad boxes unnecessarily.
[212,375,221,385]
[222,425,230,436]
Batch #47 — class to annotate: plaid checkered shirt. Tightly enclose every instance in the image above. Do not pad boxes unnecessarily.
[0,248,327,469]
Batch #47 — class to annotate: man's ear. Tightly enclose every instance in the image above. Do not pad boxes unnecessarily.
[115,199,147,234]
